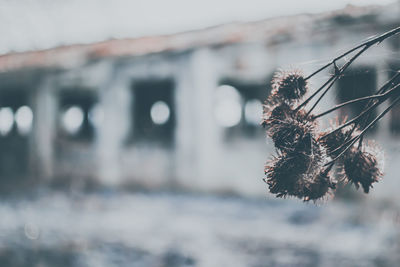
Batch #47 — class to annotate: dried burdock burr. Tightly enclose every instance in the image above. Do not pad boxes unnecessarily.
[263,99,315,153]
[263,102,311,128]
[262,26,400,202]
[268,118,314,153]
[319,125,359,159]
[301,167,336,202]
[265,153,334,201]
[342,146,383,193]
[264,127,331,201]
[271,70,308,102]
[319,129,348,158]
[264,152,310,198]
[262,102,292,128]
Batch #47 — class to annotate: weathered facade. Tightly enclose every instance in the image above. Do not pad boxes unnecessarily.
[0,4,399,197]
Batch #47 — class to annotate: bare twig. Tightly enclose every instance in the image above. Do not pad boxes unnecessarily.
[296,26,400,112]
[358,71,400,145]
[319,83,400,140]
[314,80,400,119]
[325,94,400,166]
[304,26,400,81]
[306,46,369,116]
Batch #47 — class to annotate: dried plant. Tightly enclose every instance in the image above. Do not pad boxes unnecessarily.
[262,26,400,202]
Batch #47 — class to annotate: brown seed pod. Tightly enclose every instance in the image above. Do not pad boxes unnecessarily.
[263,100,316,153]
[268,119,313,153]
[262,102,292,128]
[319,128,353,158]
[318,117,361,159]
[342,146,383,193]
[268,114,317,154]
[263,101,312,126]
[264,139,328,200]
[301,167,336,202]
[271,70,308,102]
[264,153,311,198]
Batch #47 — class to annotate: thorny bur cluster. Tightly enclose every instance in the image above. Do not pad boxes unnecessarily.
[261,26,400,202]
[262,71,383,202]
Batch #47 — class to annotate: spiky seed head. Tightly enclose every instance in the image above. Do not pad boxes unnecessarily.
[342,146,383,193]
[264,153,311,198]
[270,103,291,121]
[264,102,312,124]
[291,142,332,201]
[319,128,353,158]
[268,120,309,152]
[264,139,328,200]
[267,111,316,153]
[262,98,316,153]
[262,102,292,128]
[301,167,336,201]
[271,70,308,102]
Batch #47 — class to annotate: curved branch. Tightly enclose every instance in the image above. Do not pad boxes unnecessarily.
[304,26,400,81]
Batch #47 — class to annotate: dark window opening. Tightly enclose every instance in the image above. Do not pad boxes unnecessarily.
[0,89,31,178]
[58,90,98,141]
[131,79,175,146]
[388,62,400,135]
[388,31,400,51]
[337,66,377,132]
[218,78,269,138]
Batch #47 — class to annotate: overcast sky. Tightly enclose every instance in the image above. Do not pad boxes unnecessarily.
[0,0,397,53]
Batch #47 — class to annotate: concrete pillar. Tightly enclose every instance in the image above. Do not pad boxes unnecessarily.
[96,67,131,186]
[31,76,57,181]
[174,49,222,190]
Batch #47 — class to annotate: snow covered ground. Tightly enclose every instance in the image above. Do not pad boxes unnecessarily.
[0,191,399,267]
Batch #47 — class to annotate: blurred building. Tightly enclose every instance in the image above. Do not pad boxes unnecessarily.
[0,3,399,196]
